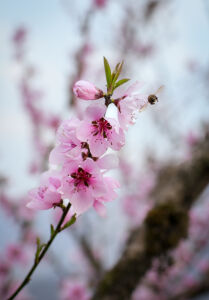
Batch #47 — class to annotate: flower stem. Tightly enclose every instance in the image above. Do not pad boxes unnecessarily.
[7,202,72,300]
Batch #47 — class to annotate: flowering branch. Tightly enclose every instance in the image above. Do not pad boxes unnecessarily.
[7,57,154,299]
[7,202,75,300]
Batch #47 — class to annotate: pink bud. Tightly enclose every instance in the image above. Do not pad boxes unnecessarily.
[73,80,103,100]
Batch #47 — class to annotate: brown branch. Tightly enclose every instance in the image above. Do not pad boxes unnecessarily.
[92,131,209,300]
[70,227,104,279]
[80,236,103,278]
[7,203,73,300]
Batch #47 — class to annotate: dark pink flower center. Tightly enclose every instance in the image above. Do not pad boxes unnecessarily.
[10,248,21,259]
[0,263,10,275]
[92,117,112,138]
[71,167,92,187]
[71,287,84,298]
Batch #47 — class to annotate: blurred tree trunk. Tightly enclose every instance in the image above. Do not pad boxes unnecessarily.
[92,131,209,300]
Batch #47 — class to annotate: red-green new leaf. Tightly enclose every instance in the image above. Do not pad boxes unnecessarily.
[103,57,112,89]
[112,61,124,86]
[114,78,130,90]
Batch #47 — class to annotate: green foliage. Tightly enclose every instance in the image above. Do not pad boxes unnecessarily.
[60,214,76,231]
[103,57,112,90]
[103,57,129,95]
[114,78,130,90]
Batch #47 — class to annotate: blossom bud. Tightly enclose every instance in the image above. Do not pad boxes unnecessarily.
[73,80,103,100]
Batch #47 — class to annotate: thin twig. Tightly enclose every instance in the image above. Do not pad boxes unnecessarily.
[7,202,73,300]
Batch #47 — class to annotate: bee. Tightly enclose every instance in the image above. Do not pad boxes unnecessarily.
[148,85,164,105]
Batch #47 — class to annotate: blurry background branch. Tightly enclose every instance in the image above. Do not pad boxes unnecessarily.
[92,128,209,300]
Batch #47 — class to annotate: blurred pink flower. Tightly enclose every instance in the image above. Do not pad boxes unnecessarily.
[12,27,27,45]
[0,259,10,283]
[6,244,28,265]
[196,258,209,274]
[186,131,199,147]
[46,115,60,130]
[60,279,90,300]
[94,0,107,8]
[123,195,151,225]
[18,197,36,221]
[183,274,198,289]
[73,80,103,100]
[132,286,162,300]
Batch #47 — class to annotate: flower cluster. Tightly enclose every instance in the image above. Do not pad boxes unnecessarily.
[27,58,150,217]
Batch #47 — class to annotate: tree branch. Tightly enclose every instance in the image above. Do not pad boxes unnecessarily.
[7,203,73,300]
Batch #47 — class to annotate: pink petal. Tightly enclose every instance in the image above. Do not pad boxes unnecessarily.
[76,120,91,141]
[108,128,125,151]
[85,104,106,120]
[44,190,61,205]
[26,200,51,210]
[93,200,107,217]
[88,136,108,157]
[70,189,94,214]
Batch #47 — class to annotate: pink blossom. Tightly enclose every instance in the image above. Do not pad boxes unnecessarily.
[60,279,90,300]
[116,82,148,130]
[49,117,86,165]
[22,229,37,245]
[60,158,119,215]
[76,104,125,157]
[27,171,62,210]
[73,80,103,100]
[12,27,27,45]
[94,0,107,8]
[6,243,28,265]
